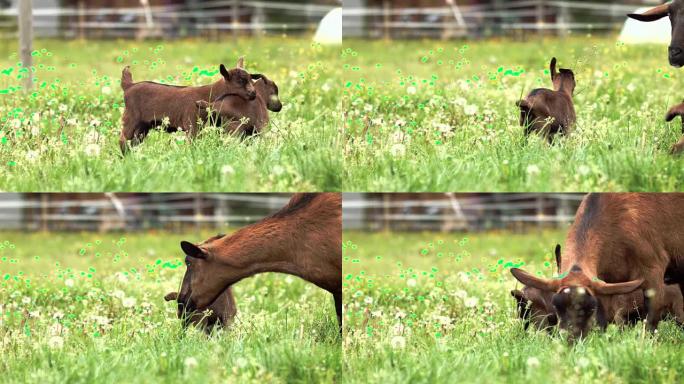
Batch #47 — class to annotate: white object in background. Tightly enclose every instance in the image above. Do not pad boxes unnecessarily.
[314,7,342,45]
[619,7,671,44]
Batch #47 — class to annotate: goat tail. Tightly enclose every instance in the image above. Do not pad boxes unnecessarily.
[550,57,558,79]
[121,66,134,91]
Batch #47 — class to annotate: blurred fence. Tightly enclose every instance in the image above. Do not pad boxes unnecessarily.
[0,0,337,39]
[343,193,584,232]
[0,193,291,232]
[343,0,655,39]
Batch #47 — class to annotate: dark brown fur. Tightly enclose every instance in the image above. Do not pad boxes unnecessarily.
[175,193,342,332]
[196,74,282,136]
[628,1,684,68]
[665,100,684,154]
[511,193,684,340]
[164,288,236,333]
[119,59,257,153]
[517,58,576,143]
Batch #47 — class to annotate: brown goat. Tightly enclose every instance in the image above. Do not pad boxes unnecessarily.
[175,193,342,332]
[164,288,236,333]
[628,1,684,68]
[510,193,684,341]
[665,100,684,154]
[512,245,684,331]
[517,58,576,143]
[196,74,282,136]
[119,57,257,153]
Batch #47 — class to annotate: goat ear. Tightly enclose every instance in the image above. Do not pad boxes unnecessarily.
[250,73,263,80]
[180,241,207,259]
[511,289,526,303]
[236,56,245,69]
[550,57,558,80]
[554,244,561,274]
[665,102,684,122]
[591,278,644,296]
[164,292,178,302]
[220,64,230,80]
[628,4,670,22]
[510,268,560,292]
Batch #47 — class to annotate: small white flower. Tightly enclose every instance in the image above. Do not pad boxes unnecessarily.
[526,164,540,176]
[90,118,101,127]
[84,144,101,157]
[578,165,590,176]
[627,83,636,92]
[102,86,112,95]
[464,297,479,308]
[59,104,68,112]
[390,335,406,349]
[526,356,540,368]
[22,296,31,304]
[407,86,417,95]
[31,113,40,123]
[48,335,64,349]
[25,150,39,163]
[161,116,170,127]
[390,143,406,157]
[395,119,406,127]
[184,357,198,369]
[11,119,21,129]
[321,83,331,92]
[364,296,373,305]
[64,279,74,287]
[236,357,248,369]
[272,165,285,176]
[122,297,136,308]
[464,104,479,116]
[406,278,417,287]
[221,165,235,175]
[577,357,590,369]
[436,123,452,134]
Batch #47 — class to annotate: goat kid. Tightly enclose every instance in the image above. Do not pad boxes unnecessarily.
[517,58,576,143]
[196,73,282,136]
[119,57,256,153]
[164,288,236,333]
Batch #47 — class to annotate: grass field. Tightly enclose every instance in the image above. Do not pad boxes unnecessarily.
[343,230,684,384]
[0,231,340,383]
[342,37,684,191]
[0,38,341,192]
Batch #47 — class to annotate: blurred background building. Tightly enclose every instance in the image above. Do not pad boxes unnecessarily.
[343,0,666,39]
[0,193,291,232]
[343,193,584,232]
[0,0,338,39]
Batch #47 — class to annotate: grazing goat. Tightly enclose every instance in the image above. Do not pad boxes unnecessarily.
[196,74,282,136]
[628,0,684,68]
[164,288,236,333]
[511,245,684,331]
[517,58,576,143]
[510,193,684,341]
[665,100,684,154]
[175,193,342,333]
[119,58,257,153]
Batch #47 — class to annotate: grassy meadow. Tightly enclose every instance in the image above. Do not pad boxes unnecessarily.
[343,230,684,383]
[0,38,341,191]
[342,37,684,191]
[0,231,340,383]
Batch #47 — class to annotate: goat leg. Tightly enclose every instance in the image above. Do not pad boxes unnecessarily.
[334,291,342,335]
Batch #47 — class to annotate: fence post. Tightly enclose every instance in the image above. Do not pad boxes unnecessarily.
[18,0,32,90]
[232,0,240,39]
[536,0,545,37]
[382,0,390,40]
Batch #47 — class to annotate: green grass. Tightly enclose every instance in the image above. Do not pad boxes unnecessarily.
[0,231,340,383]
[342,37,684,191]
[0,38,341,191]
[343,230,684,384]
